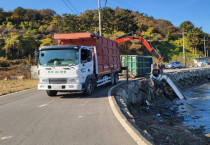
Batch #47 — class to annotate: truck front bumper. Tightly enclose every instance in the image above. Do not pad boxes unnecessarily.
[38,84,83,91]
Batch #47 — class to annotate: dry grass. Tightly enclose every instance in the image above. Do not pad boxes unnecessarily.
[0,79,39,96]
[0,66,31,80]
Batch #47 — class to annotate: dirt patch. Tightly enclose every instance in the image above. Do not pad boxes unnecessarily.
[128,96,210,145]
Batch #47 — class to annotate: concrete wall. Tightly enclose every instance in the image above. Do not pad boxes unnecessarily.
[31,66,38,79]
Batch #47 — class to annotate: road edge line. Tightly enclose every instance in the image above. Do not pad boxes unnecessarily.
[108,83,150,145]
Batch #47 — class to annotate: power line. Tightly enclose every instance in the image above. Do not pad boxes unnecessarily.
[104,0,119,8]
[62,0,75,14]
[66,0,80,14]
[114,0,130,9]
[113,0,148,13]
[119,0,140,10]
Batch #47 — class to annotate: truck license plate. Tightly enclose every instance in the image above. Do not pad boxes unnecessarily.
[53,85,60,90]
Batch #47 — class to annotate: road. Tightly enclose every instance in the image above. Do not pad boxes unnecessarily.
[164,65,210,73]
[0,83,144,145]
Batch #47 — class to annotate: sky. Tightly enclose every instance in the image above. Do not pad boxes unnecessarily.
[0,0,209,34]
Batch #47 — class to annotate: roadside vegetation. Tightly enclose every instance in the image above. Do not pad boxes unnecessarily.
[0,7,209,65]
[0,79,38,96]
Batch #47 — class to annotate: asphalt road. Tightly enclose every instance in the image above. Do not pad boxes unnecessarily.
[164,65,210,73]
[0,83,139,145]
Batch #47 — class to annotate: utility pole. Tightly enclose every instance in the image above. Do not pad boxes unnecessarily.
[201,36,208,57]
[98,0,102,36]
[179,31,187,67]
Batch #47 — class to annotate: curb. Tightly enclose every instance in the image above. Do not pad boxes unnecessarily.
[108,83,152,145]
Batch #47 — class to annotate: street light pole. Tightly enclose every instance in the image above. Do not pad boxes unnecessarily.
[98,0,102,36]
[179,31,187,67]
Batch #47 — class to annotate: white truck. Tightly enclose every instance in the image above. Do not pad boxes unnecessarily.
[38,33,122,96]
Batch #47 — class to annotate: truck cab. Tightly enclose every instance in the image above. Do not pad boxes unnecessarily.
[38,45,95,96]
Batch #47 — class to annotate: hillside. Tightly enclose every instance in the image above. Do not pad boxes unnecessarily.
[0,7,209,66]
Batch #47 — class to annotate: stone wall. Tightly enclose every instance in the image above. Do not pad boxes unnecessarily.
[115,68,210,109]
[115,78,154,108]
[166,68,210,90]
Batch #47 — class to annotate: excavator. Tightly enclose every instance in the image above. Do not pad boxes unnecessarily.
[113,32,186,100]
[113,32,163,77]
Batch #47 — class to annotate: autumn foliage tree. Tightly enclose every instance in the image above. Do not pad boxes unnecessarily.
[0,7,209,63]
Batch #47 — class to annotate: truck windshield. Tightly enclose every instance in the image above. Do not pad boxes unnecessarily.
[39,49,79,66]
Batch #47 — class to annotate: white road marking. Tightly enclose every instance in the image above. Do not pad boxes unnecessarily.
[38,103,48,108]
[0,136,13,141]
[108,83,150,145]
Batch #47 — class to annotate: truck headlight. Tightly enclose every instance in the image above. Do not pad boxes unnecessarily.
[39,78,49,84]
[67,78,80,84]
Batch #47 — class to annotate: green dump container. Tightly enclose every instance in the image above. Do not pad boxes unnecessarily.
[120,55,153,76]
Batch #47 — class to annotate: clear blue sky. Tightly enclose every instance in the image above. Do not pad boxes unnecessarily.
[0,0,209,34]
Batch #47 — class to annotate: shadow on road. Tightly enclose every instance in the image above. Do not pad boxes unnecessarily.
[56,85,112,99]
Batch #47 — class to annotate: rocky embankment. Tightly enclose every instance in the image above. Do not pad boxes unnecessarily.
[114,68,210,145]
[167,69,210,90]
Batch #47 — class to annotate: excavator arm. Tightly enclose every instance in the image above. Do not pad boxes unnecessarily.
[114,32,163,63]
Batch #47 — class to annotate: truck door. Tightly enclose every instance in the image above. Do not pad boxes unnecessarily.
[80,48,94,81]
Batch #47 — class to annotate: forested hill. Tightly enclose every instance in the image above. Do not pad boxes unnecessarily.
[0,7,209,64]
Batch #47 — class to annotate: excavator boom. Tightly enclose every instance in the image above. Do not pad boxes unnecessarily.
[113,32,163,62]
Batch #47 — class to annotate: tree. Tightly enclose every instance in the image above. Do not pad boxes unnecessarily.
[179,21,194,32]
[47,24,57,33]
[3,33,39,59]
[102,8,116,34]
[115,9,138,33]
[40,38,54,46]
[3,33,23,59]
[186,27,203,54]
[14,7,26,16]
[39,25,49,34]
[39,9,56,21]
[78,10,98,32]
[24,9,41,21]
[57,14,79,33]
[12,7,27,23]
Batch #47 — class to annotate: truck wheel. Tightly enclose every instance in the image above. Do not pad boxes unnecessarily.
[84,80,94,96]
[114,74,119,84]
[109,74,115,85]
[46,90,57,97]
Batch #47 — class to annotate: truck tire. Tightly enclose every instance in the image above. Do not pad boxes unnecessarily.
[84,80,94,96]
[109,74,115,85]
[46,90,57,97]
[114,74,119,84]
